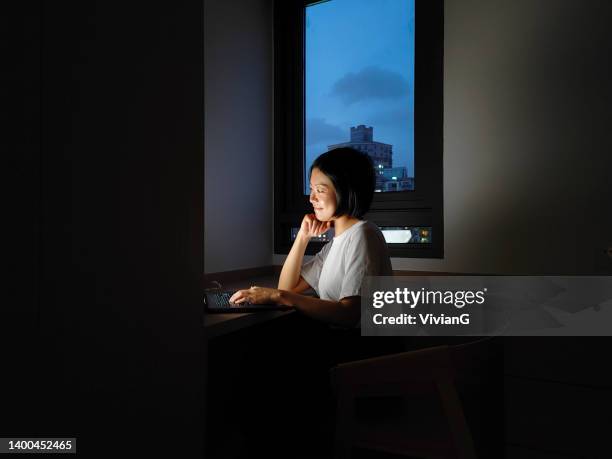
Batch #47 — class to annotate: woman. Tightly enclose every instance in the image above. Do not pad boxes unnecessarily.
[228,148,396,457]
[230,147,392,328]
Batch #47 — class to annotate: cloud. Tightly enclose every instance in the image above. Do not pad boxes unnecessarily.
[306,118,347,145]
[368,106,412,127]
[331,66,408,105]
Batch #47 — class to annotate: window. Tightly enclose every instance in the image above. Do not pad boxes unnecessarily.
[305,0,414,195]
[274,0,443,258]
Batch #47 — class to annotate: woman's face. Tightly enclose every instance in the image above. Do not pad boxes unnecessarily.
[309,167,337,222]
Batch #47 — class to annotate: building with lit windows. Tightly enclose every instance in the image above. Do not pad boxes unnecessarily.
[328,125,414,192]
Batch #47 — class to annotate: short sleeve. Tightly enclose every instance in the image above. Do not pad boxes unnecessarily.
[300,242,332,296]
[339,230,380,300]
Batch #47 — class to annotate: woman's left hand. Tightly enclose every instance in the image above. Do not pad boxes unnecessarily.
[229,286,281,305]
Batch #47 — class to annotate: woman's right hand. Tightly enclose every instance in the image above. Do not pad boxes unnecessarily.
[298,213,331,240]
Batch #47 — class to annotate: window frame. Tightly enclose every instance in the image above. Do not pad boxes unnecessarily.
[274,0,444,258]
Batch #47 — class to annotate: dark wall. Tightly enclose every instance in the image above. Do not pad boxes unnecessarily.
[205,0,273,274]
[389,0,612,274]
[3,2,205,457]
[2,0,43,444]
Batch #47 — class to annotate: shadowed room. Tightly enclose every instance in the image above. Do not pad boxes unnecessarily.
[3,0,612,458]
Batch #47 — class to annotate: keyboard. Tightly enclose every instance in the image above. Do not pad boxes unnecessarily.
[204,291,291,313]
[207,291,237,308]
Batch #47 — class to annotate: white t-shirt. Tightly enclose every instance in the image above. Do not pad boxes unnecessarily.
[300,220,392,301]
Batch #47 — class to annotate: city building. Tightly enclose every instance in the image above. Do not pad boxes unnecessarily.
[328,125,414,191]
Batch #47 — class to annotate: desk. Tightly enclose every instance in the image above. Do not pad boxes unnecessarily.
[204,309,293,339]
[203,273,293,458]
[202,274,294,339]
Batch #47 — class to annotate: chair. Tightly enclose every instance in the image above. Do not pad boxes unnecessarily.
[330,338,502,459]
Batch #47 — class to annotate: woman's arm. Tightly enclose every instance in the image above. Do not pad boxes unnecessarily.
[278,290,360,329]
[277,214,330,291]
[277,232,310,291]
[229,286,359,328]
[289,277,312,294]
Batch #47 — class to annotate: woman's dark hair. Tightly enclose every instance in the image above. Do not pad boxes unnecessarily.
[310,147,375,219]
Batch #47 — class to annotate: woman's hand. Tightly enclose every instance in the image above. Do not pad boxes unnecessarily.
[229,286,282,305]
[298,213,331,240]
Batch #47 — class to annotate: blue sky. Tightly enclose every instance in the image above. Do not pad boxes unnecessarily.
[305,0,415,186]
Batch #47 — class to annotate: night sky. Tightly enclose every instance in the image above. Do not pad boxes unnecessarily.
[305,0,415,187]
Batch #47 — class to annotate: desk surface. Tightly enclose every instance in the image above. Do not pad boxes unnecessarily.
[203,274,295,339]
[204,309,294,339]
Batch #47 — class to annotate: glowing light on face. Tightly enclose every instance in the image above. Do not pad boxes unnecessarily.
[309,168,337,222]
